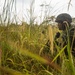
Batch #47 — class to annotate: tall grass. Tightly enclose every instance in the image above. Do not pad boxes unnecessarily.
[0,21,75,75]
[0,0,75,75]
[66,22,75,75]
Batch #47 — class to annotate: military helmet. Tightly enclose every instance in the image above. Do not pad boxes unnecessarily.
[55,13,72,23]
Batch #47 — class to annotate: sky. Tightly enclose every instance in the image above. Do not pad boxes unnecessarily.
[0,0,75,24]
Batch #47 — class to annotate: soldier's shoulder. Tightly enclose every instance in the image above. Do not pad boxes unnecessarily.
[71,24,75,29]
[69,25,75,36]
[69,25,75,32]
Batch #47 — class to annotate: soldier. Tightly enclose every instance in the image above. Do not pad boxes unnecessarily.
[55,13,75,57]
[42,13,75,62]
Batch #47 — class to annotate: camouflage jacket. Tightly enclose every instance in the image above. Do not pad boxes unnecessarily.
[42,26,75,57]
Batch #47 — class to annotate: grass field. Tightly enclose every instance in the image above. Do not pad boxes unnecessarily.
[0,0,75,75]
[0,23,75,75]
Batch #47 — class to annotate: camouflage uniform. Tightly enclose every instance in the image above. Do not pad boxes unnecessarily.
[55,14,75,75]
[55,13,75,57]
[41,13,75,74]
[42,13,75,60]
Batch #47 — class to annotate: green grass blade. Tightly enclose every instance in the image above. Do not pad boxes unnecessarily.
[51,45,67,63]
[0,66,24,75]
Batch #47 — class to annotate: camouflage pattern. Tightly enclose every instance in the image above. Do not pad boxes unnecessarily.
[42,13,75,64]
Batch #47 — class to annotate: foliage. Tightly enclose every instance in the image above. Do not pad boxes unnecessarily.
[0,0,75,75]
[0,22,75,75]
